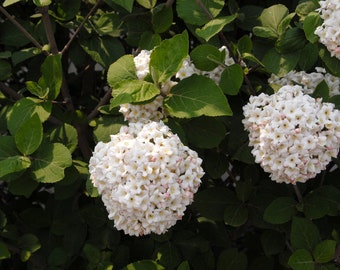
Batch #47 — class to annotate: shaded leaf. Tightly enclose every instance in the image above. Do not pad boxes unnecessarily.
[220,64,244,95]
[31,143,72,183]
[313,240,336,264]
[263,197,297,224]
[177,0,225,26]
[288,249,314,270]
[80,36,125,68]
[224,203,248,227]
[122,260,165,270]
[15,114,43,155]
[192,187,237,221]
[217,248,247,270]
[291,217,320,250]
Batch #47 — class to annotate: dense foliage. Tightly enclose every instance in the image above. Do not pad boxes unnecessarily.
[0,0,340,269]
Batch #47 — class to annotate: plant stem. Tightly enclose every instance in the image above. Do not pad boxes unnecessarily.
[293,184,303,204]
[0,81,23,100]
[165,0,175,8]
[87,89,112,121]
[40,6,59,54]
[61,0,103,55]
[0,5,43,50]
[194,0,256,95]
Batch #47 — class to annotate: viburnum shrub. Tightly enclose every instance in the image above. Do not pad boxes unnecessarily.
[0,0,340,270]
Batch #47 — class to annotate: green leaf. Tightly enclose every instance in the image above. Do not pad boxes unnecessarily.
[263,197,297,224]
[150,31,189,83]
[94,13,123,37]
[258,4,289,35]
[224,203,248,227]
[0,20,31,46]
[15,114,43,155]
[152,4,173,33]
[313,240,336,263]
[93,116,125,143]
[108,0,134,12]
[276,27,306,53]
[176,0,225,26]
[296,1,318,20]
[3,0,21,7]
[192,187,237,221]
[7,98,51,135]
[177,261,190,270]
[31,143,72,183]
[48,247,68,266]
[0,60,11,80]
[137,0,156,9]
[298,43,319,70]
[0,156,31,179]
[80,36,125,68]
[204,150,229,179]
[26,81,49,99]
[0,136,20,160]
[18,234,41,253]
[262,48,299,76]
[217,248,247,270]
[319,48,340,77]
[288,249,314,270]
[237,35,253,54]
[195,15,238,42]
[190,44,223,71]
[139,32,162,50]
[0,242,11,260]
[39,54,62,100]
[50,123,78,153]
[252,26,278,39]
[83,243,101,264]
[107,54,137,89]
[164,75,232,118]
[183,117,226,148]
[8,174,39,198]
[154,243,181,269]
[312,80,330,101]
[220,64,244,95]
[122,260,165,270]
[303,12,322,43]
[33,0,52,7]
[291,217,321,250]
[261,230,286,256]
[110,80,160,109]
[278,12,296,36]
[232,142,255,164]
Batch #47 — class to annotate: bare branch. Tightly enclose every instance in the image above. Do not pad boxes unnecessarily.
[61,0,104,55]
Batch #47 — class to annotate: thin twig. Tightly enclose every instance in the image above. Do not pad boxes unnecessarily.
[194,0,257,95]
[0,81,23,100]
[87,89,112,121]
[0,5,43,50]
[293,184,303,204]
[165,0,175,8]
[40,6,59,54]
[61,0,103,55]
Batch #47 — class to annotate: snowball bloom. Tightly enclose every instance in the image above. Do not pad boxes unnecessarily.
[242,85,340,184]
[89,121,204,236]
[315,0,340,60]
[268,67,340,97]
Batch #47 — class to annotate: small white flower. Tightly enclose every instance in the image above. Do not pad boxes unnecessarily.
[242,85,340,184]
[89,121,204,236]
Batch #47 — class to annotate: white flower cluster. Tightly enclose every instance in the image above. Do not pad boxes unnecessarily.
[315,0,340,60]
[176,46,235,84]
[242,85,340,184]
[268,67,340,97]
[89,121,204,236]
